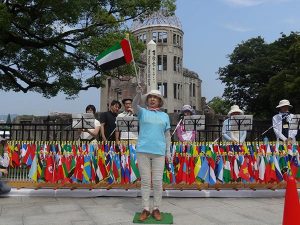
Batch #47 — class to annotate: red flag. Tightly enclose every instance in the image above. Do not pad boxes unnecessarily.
[175,155,183,184]
[74,155,84,182]
[264,160,272,183]
[188,157,195,184]
[181,155,188,183]
[12,149,20,167]
[238,159,250,181]
[98,155,108,180]
[45,155,55,183]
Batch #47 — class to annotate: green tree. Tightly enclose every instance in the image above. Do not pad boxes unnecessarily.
[0,0,175,98]
[218,32,300,118]
[207,97,231,115]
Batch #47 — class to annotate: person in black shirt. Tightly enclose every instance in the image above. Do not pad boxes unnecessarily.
[100,100,121,142]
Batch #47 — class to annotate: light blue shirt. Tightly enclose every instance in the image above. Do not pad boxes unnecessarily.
[136,107,170,155]
[222,118,247,143]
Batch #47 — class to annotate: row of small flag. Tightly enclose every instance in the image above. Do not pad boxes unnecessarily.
[3,142,300,184]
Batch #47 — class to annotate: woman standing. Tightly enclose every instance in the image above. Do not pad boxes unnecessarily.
[176,104,196,142]
[132,87,171,222]
[80,104,101,144]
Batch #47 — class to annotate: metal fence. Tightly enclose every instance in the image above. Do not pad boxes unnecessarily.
[0,120,286,143]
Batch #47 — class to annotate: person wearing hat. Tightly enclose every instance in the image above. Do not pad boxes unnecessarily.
[132,86,171,222]
[115,98,138,142]
[222,105,247,143]
[176,105,196,142]
[272,99,297,143]
[0,137,11,195]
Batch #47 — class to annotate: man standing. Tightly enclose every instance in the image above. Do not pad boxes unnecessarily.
[116,98,138,142]
[272,99,298,144]
[100,100,121,142]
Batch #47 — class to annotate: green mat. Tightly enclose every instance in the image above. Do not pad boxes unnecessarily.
[133,212,173,224]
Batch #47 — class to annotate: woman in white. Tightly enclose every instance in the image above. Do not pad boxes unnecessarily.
[80,104,101,143]
[222,105,247,144]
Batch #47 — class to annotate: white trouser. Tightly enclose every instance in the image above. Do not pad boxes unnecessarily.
[136,152,165,210]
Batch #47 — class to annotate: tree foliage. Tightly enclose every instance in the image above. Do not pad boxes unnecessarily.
[0,0,175,98]
[218,32,300,118]
[207,97,231,115]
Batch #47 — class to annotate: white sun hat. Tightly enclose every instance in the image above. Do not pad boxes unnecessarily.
[142,90,164,107]
[228,105,244,116]
[181,105,195,114]
[276,99,292,108]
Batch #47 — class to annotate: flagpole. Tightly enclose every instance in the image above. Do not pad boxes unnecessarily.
[125,33,141,85]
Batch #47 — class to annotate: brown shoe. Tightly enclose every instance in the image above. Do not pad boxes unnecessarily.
[139,209,150,222]
[152,208,162,221]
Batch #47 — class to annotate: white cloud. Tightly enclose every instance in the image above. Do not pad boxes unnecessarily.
[222,0,291,7]
[223,0,265,7]
[223,23,253,32]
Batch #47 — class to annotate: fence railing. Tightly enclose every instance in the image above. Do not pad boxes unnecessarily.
[0,120,289,143]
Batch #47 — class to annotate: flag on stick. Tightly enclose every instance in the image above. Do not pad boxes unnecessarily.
[96,39,133,71]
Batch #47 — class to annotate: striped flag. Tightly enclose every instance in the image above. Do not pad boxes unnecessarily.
[96,39,133,71]
[28,153,38,182]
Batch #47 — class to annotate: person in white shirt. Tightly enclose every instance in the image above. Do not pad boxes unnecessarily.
[80,104,101,143]
[272,99,297,144]
[116,98,138,142]
[222,105,247,144]
[0,137,11,195]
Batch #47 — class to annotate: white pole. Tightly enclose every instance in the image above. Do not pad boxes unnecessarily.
[146,40,157,92]
[125,33,141,85]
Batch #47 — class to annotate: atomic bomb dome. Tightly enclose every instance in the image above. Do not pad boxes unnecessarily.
[100,10,202,115]
[131,10,182,32]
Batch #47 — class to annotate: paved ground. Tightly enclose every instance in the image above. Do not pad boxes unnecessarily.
[0,188,285,225]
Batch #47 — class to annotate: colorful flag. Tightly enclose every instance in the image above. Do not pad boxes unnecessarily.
[223,156,232,183]
[194,156,201,178]
[198,156,209,183]
[215,155,224,182]
[207,157,216,185]
[74,155,84,182]
[129,145,140,183]
[44,155,55,183]
[273,155,283,182]
[28,153,38,182]
[258,155,266,182]
[188,156,195,184]
[82,155,91,183]
[96,39,133,71]
[238,158,250,181]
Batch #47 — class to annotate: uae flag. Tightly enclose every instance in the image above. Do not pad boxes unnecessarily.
[96,39,133,71]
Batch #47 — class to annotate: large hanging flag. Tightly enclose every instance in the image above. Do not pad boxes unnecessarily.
[96,39,133,71]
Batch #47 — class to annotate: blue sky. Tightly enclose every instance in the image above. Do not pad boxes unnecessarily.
[0,0,299,116]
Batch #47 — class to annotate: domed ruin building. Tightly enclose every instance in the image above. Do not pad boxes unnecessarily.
[100,10,202,113]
